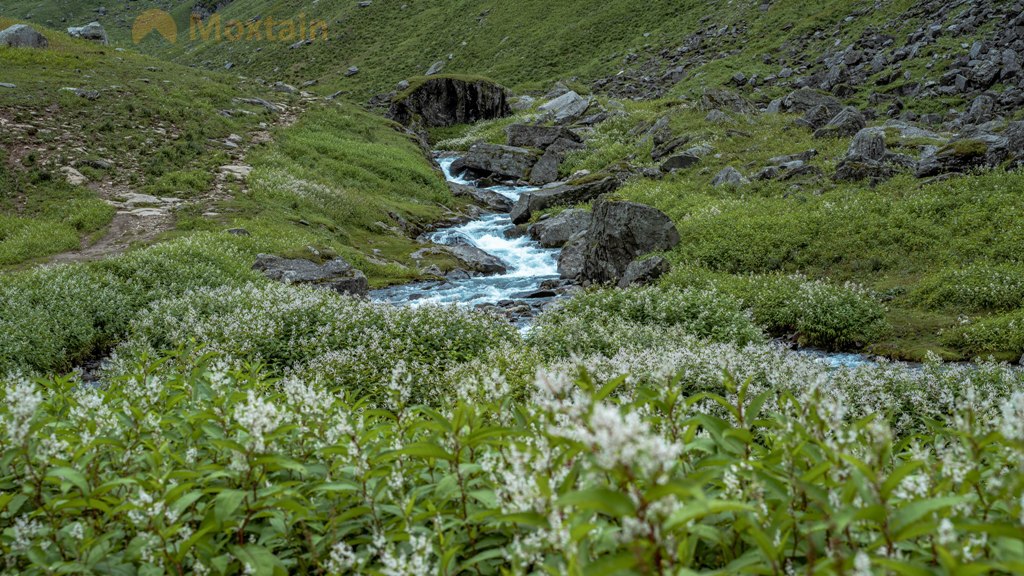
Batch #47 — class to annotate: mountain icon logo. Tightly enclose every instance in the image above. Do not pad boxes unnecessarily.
[132,9,178,44]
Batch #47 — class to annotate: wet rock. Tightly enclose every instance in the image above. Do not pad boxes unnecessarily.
[528,208,591,248]
[253,254,369,296]
[0,24,48,48]
[711,166,749,187]
[572,197,680,284]
[506,124,582,149]
[447,182,513,213]
[510,175,619,224]
[618,256,671,288]
[446,268,471,280]
[443,240,508,275]
[389,77,512,127]
[538,91,591,124]
[461,143,538,181]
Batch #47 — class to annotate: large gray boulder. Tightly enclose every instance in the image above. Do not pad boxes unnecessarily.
[447,182,513,213]
[701,87,755,114]
[443,240,508,275]
[557,231,588,280]
[833,127,916,182]
[461,143,538,181]
[814,107,866,138]
[618,256,671,288]
[538,91,591,124]
[528,209,591,248]
[0,24,49,48]
[564,197,680,284]
[916,135,1008,178]
[780,89,842,115]
[528,150,561,185]
[510,175,619,224]
[506,124,582,149]
[711,166,749,187]
[253,254,368,296]
[388,77,511,127]
[67,22,108,45]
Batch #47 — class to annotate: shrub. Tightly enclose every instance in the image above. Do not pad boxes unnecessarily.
[528,285,764,358]
[112,282,519,403]
[913,262,1024,313]
[1,353,1021,574]
[942,309,1024,360]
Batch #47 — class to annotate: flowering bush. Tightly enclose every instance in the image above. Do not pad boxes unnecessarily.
[913,263,1024,313]
[2,353,1022,574]
[112,282,519,404]
[528,286,764,358]
[942,309,1024,361]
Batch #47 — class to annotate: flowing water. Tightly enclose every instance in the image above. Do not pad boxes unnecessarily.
[372,157,561,308]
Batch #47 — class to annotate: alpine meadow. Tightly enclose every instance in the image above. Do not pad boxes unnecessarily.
[1,1,1024,575]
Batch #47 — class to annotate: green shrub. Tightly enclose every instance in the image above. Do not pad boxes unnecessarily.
[942,309,1024,360]
[529,285,764,358]
[1,353,1021,574]
[914,262,1024,313]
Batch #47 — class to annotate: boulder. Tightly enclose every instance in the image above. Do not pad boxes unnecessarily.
[425,60,445,75]
[461,143,538,181]
[253,254,369,296]
[557,231,589,280]
[916,136,1007,178]
[447,182,513,213]
[0,24,48,48]
[701,87,755,114]
[573,197,680,284]
[1006,121,1024,165]
[443,240,508,275]
[962,94,996,125]
[388,76,512,127]
[780,88,842,115]
[60,166,88,186]
[510,175,619,224]
[711,166,749,187]
[528,209,591,248]
[67,22,108,45]
[813,107,866,138]
[529,150,561,185]
[834,127,906,182]
[660,153,700,172]
[618,256,671,288]
[538,91,591,124]
[505,124,582,149]
[797,105,837,130]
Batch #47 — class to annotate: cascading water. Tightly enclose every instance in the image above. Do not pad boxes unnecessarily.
[372,157,561,308]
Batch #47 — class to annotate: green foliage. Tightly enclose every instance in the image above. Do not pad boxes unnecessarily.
[1,353,1021,574]
[913,262,1024,313]
[942,309,1024,361]
[529,285,764,358]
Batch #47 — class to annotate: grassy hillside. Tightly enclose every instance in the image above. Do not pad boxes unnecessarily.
[0,0,986,112]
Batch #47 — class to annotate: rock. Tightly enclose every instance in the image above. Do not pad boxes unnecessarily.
[916,137,1006,178]
[253,254,369,296]
[273,82,298,94]
[701,87,754,114]
[660,153,700,172]
[505,124,582,149]
[780,88,842,115]
[227,228,250,236]
[220,165,252,179]
[510,95,536,111]
[0,83,16,89]
[538,91,591,124]
[618,256,671,288]
[529,150,561,185]
[395,80,410,91]
[61,88,100,100]
[388,77,512,127]
[1006,121,1024,165]
[447,182,513,213]
[447,268,471,280]
[705,109,734,124]
[527,209,591,248]
[425,60,445,76]
[443,240,507,275]
[557,231,589,280]
[814,107,866,138]
[711,166,749,187]
[798,105,837,130]
[834,128,902,182]
[60,166,88,186]
[66,22,108,45]
[510,175,619,224]
[652,135,692,161]
[461,143,538,181]
[344,66,360,77]
[0,24,49,48]
[572,197,680,284]
[963,94,996,125]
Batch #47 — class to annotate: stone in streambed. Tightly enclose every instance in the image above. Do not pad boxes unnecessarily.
[253,254,369,296]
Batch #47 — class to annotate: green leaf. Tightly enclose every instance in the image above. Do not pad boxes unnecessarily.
[214,489,247,525]
[558,488,636,518]
[892,496,962,538]
[395,442,454,461]
[230,544,283,576]
[46,467,89,494]
[583,551,638,575]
